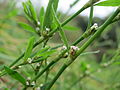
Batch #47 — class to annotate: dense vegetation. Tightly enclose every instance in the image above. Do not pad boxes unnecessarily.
[0,0,120,90]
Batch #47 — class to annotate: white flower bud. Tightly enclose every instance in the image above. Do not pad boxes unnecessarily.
[37,21,40,25]
[18,66,22,68]
[26,81,29,85]
[40,84,43,86]
[36,27,40,32]
[71,46,79,51]
[91,23,98,30]
[46,28,50,32]
[31,81,35,86]
[27,58,32,64]
[61,46,67,50]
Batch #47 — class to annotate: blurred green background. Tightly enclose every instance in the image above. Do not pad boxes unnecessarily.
[0,0,120,90]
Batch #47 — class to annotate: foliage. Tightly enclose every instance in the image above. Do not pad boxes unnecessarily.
[0,0,120,90]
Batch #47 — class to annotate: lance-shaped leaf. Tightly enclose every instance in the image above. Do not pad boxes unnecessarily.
[4,66,26,85]
[63,25,80,31]
[37,49,56,57]
[43,0,59,30]
[24,37,35,62]
[22,0,38,23]
[96,0,120,6]
[52,5,69,48]
[19,22,36,33]
[35,46,50,57]
[39,7,45,31]
[27,0,38,22]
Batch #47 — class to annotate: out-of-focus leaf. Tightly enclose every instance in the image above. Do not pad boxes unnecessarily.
[96,0,120,6]
[24,37,35,62]
[19,22,36,33]
[5,9,18,18]
[4,66,26,85]
[63,25,80,31]
[80,62,87,73]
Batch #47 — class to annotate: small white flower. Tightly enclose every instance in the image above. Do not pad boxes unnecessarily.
[36,27,40,32]
[36,63,40,67]
[27,77,31,80]
[40,84,43,87]
[93,23,98,29]
[62,46,67,50]
[91,23,98,30]
[26,81,29,85]
[71,46,79,51]
[27,58,32,64]
[31,81,35,86]
[18,66,22,68]
[37,21,40,25]
[46,28,50,32]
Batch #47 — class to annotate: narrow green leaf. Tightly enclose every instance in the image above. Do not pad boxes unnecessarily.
[63,25,80,31]
[5,9,18,18]
[37,50,56,57]
[70,0,80,8]
[52,5,69,48]
[39,7,45,31]
[96,0,120,6]
[28,0,38,22]
[24,37,35,62]
[35,46,50,56]
[43,0,59,29]
[4,66,26,85]
[19,22,36,33]
[80,50,100,56]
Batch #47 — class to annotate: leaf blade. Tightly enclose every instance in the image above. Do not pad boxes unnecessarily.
[96,0,120,6]
[19,22,36,33]
[4,66,26,85]
[24,37,35,62]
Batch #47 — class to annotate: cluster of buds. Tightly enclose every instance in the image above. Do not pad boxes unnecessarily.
[70,46,79,56]
[84,23,98,38]
[42,27,50,37]
[90,23,98,32]
[61,46,69,58]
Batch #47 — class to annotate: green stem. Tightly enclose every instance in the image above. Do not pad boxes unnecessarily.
[45,64,68,90]
[31,50,67,82]
[46,7,120,90]
[87,0,94,29]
